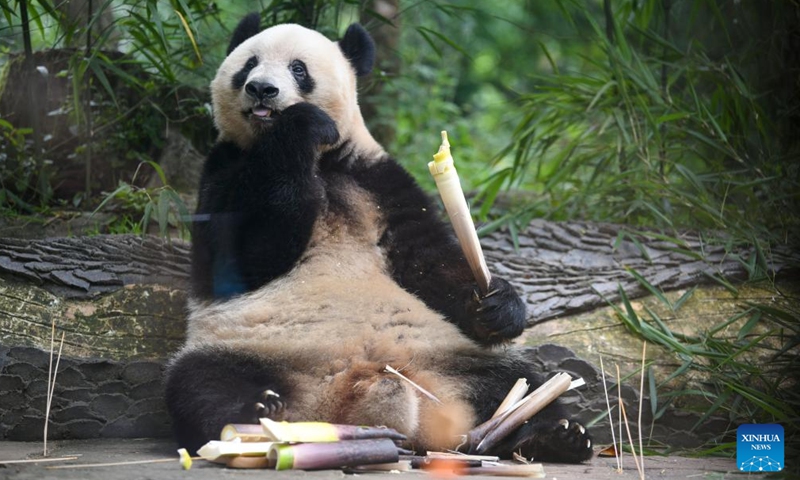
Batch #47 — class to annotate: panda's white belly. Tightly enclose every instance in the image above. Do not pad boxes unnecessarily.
[184,237,476,369]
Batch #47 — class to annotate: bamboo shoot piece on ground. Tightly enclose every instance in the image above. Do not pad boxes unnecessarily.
[259,418,406,443]
[459,464,545,478]
[226,456,274,469]
[491,378,529,419]
[469,372,573,454]
[269,439,400,470]
[429,131,492,294]
[221,423,268,442]
[197,440,276,463]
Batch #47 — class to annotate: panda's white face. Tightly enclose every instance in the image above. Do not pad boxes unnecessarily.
[211,24,357,149]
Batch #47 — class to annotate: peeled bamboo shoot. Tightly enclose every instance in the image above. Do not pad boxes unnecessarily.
[429,131,491,294]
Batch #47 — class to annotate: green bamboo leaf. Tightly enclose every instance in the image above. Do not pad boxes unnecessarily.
[709,309,752,337]
[144,160,168,186]
[476,169,509,220]
[736,310,762,341]
[746,303,800,332]
[141,201,153,234]
[174,8,202,64]
[585,80,616,112]
[416,26,471,59]
[643,305,675,339]
[156,191,170,238]
[415,27,441,58]
[690,390,731,432]
[537,40,559,75]
[658,359,693,388]
[617,285,641,331]
[647,365,657,416]
[87,58,118,107]
[627,268,669,306]
[655,112,691,124]
[92,184,131,216]
[701,271,739,296]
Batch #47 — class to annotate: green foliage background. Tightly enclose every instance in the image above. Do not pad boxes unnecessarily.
[1,0,797,246]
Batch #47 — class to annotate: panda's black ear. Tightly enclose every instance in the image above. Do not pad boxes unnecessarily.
[227,13,261,56]
[339,23,375,77]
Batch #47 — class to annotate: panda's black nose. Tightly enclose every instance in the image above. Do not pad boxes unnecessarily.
[245,81,279,100]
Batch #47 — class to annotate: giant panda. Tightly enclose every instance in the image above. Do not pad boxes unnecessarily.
[164,13,593,463]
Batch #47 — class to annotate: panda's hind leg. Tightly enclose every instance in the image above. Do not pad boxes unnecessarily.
[164,347,289,454]
[452,349,593,463]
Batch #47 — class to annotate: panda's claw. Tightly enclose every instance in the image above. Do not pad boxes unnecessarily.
[253,389,286,419]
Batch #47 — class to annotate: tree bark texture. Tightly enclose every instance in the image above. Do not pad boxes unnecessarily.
[0,223,795,441]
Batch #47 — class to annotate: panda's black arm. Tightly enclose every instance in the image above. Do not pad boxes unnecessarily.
[351,156,527,345]
[191,104,338,299]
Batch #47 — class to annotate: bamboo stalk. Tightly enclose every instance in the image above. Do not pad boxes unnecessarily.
[347,460,412,472]
[429,131,491,294]
[460,464,545,477]
[404,456,483,469]
[260,418,406,443]
[471,373,572,454]
[197,440,276,463]
[425,452,500,462]
[269,439,399,470]
[384,365,442,404]
[226,455,273,469]
[220,423,267,442]
[491,378,529,419]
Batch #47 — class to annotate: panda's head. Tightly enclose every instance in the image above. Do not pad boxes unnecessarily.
[211,14,377,151]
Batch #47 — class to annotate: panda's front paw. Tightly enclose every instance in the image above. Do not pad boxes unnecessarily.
[280,103,340,146]
[468,277,526,344]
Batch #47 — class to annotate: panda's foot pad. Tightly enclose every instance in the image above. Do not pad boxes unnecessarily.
[254,389,286,418]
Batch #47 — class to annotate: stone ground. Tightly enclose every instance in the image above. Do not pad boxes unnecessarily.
[0,438,763,480]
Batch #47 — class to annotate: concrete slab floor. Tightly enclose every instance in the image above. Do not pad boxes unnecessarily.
[0,438,759,480]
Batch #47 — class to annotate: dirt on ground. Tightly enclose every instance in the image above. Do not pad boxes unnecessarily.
[0,438,759,480]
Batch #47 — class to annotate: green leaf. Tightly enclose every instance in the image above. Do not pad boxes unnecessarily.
[92,184,132,216]
[157,191,170,238]
[416,26,472,59]
[647,365,657,416]
[627,268,669,307]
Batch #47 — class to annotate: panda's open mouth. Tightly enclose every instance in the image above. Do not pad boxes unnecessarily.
[246,106,281,124]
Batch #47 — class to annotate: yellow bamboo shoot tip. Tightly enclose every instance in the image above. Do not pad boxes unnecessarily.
[177,448,192,470]
[432,131,452,165]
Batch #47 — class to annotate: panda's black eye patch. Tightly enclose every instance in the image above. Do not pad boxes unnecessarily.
[290,60,315,94]
[232,55,259,90]
[290,60,306,78]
